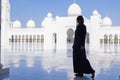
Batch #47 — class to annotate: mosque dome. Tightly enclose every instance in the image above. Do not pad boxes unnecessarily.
[103,16,112,26]
[13,20,22,28]
[93,10,100,16]
[55,16,60,20]
[47,12,52,18]
[27,19,36,28]
[68,3,81,16]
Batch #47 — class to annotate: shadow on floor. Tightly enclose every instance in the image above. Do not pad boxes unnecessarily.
[0,73,9,80]
[74,76,93,80]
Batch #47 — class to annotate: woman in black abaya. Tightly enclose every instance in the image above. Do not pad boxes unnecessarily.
[72,15,95,78]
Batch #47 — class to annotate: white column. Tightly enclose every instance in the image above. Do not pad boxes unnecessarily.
[1,0,10,48]
[0,0,9,75]
[89,15,101,51]
[44,28,53,49]
[57,27,67,50]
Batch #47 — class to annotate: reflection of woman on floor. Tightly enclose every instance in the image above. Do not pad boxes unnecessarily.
[72,15,95,78]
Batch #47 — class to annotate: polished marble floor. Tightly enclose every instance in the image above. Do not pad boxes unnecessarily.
[1,43,120,80]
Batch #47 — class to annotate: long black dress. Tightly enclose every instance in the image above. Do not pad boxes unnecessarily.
[73,24,95,74]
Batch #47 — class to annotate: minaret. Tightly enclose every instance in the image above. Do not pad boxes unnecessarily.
[0,0,9,74]
[1,0,10,47]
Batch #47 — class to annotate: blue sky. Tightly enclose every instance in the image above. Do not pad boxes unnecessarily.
[10,0,120,27]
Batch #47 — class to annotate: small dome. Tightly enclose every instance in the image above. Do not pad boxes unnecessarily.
[13,20,22,28]
[103,16,112,26]
[93,10,99,15]
[68,3,81,16]
[27,19,36,28]
[55,16,60,20]
[47,12,52,18]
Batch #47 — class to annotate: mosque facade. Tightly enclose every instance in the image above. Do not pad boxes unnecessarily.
[1,0,120,50]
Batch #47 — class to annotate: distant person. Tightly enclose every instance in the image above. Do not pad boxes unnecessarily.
[72,15,95,78]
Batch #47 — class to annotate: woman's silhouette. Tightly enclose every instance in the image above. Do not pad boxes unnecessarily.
[72,15,95,78]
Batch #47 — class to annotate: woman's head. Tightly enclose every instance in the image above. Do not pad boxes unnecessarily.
[76,15,84,25]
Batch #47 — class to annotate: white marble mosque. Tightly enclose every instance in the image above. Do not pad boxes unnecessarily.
[1,0,120,50]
